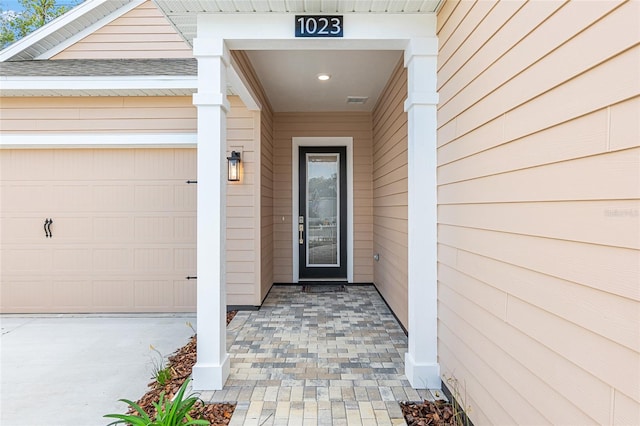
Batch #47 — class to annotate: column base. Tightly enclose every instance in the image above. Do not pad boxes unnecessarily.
[191,354,230,390]
[405,352,440,389]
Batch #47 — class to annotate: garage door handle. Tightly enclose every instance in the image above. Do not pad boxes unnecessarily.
[44,218,53,238]
[186,276,197,280]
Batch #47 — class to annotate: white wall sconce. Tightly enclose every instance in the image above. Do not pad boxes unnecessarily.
[227,151,241,182]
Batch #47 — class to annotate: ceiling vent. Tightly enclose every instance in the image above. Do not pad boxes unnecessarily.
[346,96,369,105]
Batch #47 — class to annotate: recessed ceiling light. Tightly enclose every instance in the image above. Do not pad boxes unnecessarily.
[317,73,331,81]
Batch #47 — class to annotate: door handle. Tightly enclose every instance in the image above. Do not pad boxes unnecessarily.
[298,216,304,244]
[44,218,53,238]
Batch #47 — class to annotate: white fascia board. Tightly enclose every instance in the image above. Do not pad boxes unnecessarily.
[198,13,436,49]
[228,57,261,111]
[0,133,197,148]
[0,0,116,62]
[36,0,146,60]
[0,75,197,91]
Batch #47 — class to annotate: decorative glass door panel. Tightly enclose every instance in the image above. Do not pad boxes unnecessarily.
[306,153,339,266]
[299,147,347,279]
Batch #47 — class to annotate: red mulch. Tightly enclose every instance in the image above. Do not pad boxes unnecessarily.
[124,311,238,425]
[400,399,458,426]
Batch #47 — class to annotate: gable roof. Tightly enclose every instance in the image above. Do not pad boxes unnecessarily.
[0,0,144,62]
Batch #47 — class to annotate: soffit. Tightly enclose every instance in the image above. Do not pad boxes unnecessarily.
[154,0,442,45]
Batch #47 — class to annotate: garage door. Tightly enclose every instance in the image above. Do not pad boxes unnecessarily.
[0,148,197,313]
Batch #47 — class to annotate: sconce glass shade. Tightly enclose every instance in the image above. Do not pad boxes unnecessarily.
[227,151,241,181]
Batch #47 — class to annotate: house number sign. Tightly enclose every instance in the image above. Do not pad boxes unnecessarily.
[295,15,343,37]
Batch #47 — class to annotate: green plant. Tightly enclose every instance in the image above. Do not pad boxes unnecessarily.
[185,321,196,334]
[149,344,172,386]
[104,378,208,426]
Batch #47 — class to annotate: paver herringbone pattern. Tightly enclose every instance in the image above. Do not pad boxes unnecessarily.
[201,285,435,425]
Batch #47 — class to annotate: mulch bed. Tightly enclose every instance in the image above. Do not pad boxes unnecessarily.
[124,311,238,425]
[401,399,458,426]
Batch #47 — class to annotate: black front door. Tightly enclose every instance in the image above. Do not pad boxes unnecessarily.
[298,146,347,280]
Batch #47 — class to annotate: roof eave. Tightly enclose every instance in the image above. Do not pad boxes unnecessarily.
[0,75,197,96]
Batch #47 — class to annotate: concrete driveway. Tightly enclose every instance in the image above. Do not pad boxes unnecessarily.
[0,314,195,426]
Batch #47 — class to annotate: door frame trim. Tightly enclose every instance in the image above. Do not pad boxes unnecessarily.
[292,137,353,283]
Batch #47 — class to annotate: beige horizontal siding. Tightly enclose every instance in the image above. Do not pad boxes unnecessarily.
[52,1,192,60]
[226,96,262,306]
[0,96,196,133]
[272,112,373,283]
[372,59,408,328]
[231,51,274,302]
[437,0,640,424]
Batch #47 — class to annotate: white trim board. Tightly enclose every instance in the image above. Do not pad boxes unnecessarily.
[0,76,197,91]
[291,137,354,284]
[0,133,197,148]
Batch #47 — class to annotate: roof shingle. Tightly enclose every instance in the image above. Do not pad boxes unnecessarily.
[0,58,197,77]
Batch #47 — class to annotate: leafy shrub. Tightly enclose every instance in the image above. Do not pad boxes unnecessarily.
[104,378,208,426]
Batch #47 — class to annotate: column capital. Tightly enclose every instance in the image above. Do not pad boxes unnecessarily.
[193,37,230,65]
[404,37,438,66]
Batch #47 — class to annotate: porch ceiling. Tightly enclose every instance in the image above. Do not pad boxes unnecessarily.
[154,1,437,111]
[244,49,403,112]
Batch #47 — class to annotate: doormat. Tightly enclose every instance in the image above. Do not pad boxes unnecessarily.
[302,284,346,293]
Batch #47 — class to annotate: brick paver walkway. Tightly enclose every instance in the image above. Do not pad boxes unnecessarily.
[200,285,438,425]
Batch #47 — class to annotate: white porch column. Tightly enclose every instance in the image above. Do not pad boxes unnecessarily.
[404,37,441,389]
[192,37,230,390]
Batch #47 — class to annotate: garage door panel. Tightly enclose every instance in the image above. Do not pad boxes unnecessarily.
[174,216,196,241]
[134,216,174,242]
[174,149,197,177]
[174,247,196,271]
[53,248,91,271]
[0,150,54,180]
[51,217,92,241]
[1,185,51,212]
[53,150,95,179]
[174,185,196,210]
[134,280,174,308]
[92,280,135,309]
[94,217,134,241]
[1,248,52,272]
[135,185,174,210]
[1,217,49,240]
[93,248,132,271]
[134,247,173,271]
[1,280,53,309]
[93,185,135,211]
[52,280,92,308]
[93,149,136,179]
[173,279,197,310]
[135,150,176,179]
[51,184,93,212]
